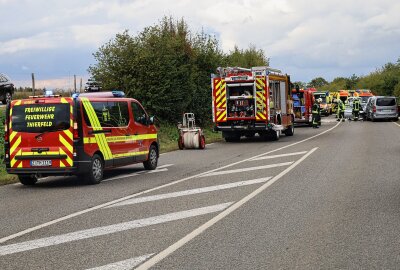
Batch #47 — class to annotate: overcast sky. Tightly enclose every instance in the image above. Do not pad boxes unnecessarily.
[1,0,399,89]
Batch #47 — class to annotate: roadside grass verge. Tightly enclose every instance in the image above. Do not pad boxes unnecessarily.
[0,116,222,186]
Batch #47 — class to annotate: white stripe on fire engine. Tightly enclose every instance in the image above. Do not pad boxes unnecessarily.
[199,162,293,177]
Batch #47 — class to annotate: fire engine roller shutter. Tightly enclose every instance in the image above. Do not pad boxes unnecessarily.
[256,76,267,120]
[213,78,227,122]
[80,97,113,160]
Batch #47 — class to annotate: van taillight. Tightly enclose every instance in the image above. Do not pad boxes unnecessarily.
[4,123,8,141]
[73,122,79,139]
[373,106,376,113]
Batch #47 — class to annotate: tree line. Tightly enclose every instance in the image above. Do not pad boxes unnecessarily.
[89,17,268,124]
[301,59,400,96]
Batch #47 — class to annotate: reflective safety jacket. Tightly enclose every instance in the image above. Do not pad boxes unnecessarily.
[353,100,360,111]
[312,103,320,114]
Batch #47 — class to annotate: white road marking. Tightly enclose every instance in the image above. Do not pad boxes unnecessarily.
[135,148,318,270]
[157,164,174,169]
[86,254,154,270]
[0,122,340,244]
[393,122,400,127]
[106,177,272,208]
[0,202,233,256]
[103,173,141,182]
[250,151,307,161]
[148,168,168,174]
[200,162,293,177]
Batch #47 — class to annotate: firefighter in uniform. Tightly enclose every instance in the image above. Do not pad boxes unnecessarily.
[312,98,322,128]
[336,99,345,122]
[352,98,361,120]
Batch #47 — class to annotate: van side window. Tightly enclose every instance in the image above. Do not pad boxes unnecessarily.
[131,102,147,125]
[83,101,129,127]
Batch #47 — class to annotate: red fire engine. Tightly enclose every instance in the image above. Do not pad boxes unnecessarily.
[291,88,315,125]
[211,66,295,141]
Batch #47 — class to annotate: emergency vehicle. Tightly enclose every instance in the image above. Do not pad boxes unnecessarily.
[312,91,332,116]
[291,88,314,125]
[211,66,294,141]
[4,91,159,185]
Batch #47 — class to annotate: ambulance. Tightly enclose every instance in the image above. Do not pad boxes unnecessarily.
[4,91,159,185]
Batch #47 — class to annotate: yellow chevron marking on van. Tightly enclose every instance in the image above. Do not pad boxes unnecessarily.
[59,134,73,153]
[10,136,21,155]
[10,131,17,142]
[59,148,73,167]
[10,149,21,167]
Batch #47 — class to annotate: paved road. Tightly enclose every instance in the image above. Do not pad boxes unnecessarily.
[1,117,400,269]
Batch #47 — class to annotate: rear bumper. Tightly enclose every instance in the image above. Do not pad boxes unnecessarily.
[372,113,398,119]
[6,161,91,176]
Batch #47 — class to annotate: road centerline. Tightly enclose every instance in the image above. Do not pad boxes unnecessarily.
[249,151,308,161]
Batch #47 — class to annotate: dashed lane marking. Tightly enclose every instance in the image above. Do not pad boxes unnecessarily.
[250,151,307,161]
[0,202,233,256]
[106,177,272,208]
[200,162,293,177]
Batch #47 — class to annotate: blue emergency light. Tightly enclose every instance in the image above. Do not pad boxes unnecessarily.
[112,90,125,97]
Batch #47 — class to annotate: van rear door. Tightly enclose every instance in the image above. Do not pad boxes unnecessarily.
[9,98,74,170]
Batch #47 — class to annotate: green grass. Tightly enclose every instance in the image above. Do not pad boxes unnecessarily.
[0,117,222,186]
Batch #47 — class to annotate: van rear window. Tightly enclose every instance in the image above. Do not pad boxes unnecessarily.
[11,103,70,133]
[376,98,396,106]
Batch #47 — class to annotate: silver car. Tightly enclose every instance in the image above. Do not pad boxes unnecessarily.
[365,96,398,121]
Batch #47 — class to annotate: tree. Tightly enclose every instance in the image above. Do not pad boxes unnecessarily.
[89,16,270,124]
[308,77,328,88]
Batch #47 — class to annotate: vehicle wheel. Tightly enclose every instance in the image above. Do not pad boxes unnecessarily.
[284,124,294,136]
[224,136,240,142]
[178,135,184,150]
[143,144,158,170]
[18,175,37,185]
[270,130,280,141]
[2,92,11,104]
[199,135,206,149]
[87,154,103,184]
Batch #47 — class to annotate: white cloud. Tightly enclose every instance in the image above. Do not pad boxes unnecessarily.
[1,0,400,83]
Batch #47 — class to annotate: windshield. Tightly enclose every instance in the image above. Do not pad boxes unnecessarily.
[376,98,396,106]
[360,96,369,103]
[11,103,70,133]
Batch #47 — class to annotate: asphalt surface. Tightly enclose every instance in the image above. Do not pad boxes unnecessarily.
[1,117,400,269]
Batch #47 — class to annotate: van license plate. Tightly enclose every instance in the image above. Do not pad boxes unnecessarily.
[31,160,52,167]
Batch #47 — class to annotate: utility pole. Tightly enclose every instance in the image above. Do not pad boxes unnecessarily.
[80,77,83,93]
[74,74,77,93]
[31,73,35,95]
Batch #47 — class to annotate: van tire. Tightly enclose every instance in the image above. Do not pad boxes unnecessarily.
[144,144,158,170]
[19,175,37,185]
[87,154,103,185]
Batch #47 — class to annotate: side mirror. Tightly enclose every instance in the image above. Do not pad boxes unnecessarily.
[148,116,155,125]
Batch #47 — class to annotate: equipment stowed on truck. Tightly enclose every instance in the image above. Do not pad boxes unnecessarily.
[291,88,314,126]
[211,66,295,142]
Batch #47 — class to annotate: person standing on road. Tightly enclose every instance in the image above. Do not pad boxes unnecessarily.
[312,98,321,128]
[352,98,361,121]
[336,99,345,122]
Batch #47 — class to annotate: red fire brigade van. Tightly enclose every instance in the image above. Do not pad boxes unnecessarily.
[5,91,159,185]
